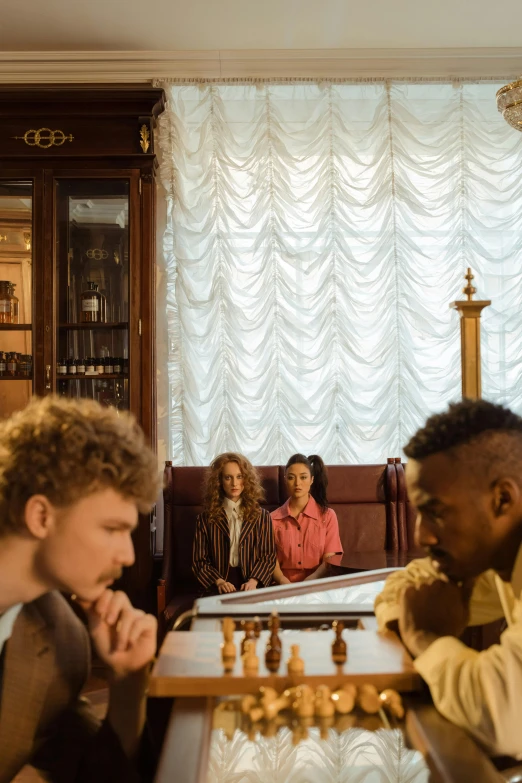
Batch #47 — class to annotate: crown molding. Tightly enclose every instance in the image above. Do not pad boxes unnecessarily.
[0,48,521,83]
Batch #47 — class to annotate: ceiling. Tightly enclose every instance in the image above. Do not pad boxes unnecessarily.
[1,0,522,52]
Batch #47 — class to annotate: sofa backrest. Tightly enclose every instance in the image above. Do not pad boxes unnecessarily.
[162,460,407,595]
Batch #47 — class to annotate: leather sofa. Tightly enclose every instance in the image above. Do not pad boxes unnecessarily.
[157,458,414,636]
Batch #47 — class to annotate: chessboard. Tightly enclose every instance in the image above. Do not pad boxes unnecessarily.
[149,629,421,697]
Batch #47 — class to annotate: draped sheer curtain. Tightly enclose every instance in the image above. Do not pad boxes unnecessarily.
[158,81,522,466]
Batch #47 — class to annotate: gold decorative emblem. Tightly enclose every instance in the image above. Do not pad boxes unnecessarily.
[23,231,31,251]
[12,128,74,148]
[86,249,108,260]
[0,234,6,242]
[139,124,150,153]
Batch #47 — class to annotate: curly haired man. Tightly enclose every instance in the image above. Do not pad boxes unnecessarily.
[0,396,161,782]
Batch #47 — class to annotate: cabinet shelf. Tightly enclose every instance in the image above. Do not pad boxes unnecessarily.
[59,323,128,330]
[0,375,32,381]
[0,324,32,331]
[58,374,128,380]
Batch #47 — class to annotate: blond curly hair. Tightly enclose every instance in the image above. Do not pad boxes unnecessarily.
[0,395,161,537]
[203,452,264,526]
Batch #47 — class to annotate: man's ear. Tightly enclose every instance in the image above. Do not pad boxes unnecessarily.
[491,478,520,517]
[24,495,55,540]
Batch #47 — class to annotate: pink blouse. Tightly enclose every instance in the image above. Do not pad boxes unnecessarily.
[271,495,343,583]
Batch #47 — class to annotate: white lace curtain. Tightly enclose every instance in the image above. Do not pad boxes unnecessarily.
[158,81,522,466]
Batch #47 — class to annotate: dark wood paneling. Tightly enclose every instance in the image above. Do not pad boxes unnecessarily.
[0,86,165,607]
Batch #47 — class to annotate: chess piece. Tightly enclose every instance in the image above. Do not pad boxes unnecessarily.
[317,714,335,740]
[249,704,264,723]
[241,694,257,714]
[265,634,282,673]
[267,611,282,651]
[331,620,347,665]
[241,620,256,655]
[331,683,356,714]
[242,639,259,676]
[264,688,292,720]
[358,683,381,714]
[380,688,404,719]
[334,713,357,733]
[314,685,335,718]
[253,616,262,638]
[292,684,315,718]
[287,644,305,676]
[221,617,237,673]
[291,719,309,745]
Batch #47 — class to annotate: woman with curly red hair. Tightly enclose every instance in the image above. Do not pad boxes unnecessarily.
[193,452,276,594]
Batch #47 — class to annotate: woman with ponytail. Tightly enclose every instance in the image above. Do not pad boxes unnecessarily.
[271,454,343,584]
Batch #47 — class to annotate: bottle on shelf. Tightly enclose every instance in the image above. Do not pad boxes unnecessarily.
[0,351,6,376]
[80,281,105,324]
[113,357,122,374]
[57,358,67,375]
[18,355,31,377]
[8,283,19,324]
[7,352,19,376]
[67,358,77,375]
[0,281,12,324]
[77,358,86,375]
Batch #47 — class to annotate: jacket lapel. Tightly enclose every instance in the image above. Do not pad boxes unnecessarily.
[239,510,258,548]
[214,509,230,540]
[0,603,54,781]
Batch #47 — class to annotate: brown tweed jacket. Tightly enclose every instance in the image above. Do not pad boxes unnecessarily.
[0,592,138,783]
[193,507,276,590]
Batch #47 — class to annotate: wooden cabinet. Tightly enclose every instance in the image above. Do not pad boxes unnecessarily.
[0,86,165,607]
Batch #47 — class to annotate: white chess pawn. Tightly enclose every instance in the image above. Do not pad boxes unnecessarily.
[287,644,305,676]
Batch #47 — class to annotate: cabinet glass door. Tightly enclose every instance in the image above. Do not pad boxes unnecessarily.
[55,179,130,411]
[0,180,33,419]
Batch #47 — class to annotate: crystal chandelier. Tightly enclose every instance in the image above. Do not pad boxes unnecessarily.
[497,79,522,131]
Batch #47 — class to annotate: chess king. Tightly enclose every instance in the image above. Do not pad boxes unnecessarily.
[375,399,522,759]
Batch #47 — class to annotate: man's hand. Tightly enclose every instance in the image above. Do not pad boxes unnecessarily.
[216,578,236,594]
[399,579,473,658]
[82,590,156,680]
[241,578,258,591]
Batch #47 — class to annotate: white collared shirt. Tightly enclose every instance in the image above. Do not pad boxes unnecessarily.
[375,544,522,759]
[0,603,22,656]
[223,497,242,567]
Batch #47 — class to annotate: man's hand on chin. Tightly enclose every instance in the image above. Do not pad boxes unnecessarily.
[78,589,156,757]
[82,589,156,679]
[399,579,473,659]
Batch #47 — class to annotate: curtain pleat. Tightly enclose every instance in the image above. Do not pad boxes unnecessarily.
[159,81,522,466]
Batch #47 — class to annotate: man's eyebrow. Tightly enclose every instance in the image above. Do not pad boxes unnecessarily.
[104,519,137,530]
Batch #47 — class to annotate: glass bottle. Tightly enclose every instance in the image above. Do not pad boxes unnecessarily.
[57,358,67,375]
[7,352,18,376]
[67,358,77,376]
[113,357,122,375]
[86,357,95,374]
[77,357,86,375]
[0,351,6,376]
[105,356,114,374]
[18,355,30,378]
[7,283,19,324]
[0,281,12,324]
[95,357,105,375]
[80,281,103,324]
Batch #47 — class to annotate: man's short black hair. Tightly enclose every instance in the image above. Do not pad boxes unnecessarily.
[404,399,522,461]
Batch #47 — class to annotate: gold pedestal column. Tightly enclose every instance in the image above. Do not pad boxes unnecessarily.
[450,269,491,400]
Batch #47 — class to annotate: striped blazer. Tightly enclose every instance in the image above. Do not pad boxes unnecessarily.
[193,507,276,590]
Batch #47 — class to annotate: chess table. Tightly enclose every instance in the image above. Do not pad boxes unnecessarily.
[152,568,510,783]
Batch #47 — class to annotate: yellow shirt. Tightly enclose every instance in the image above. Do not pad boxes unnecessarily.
[374,546,522,758]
